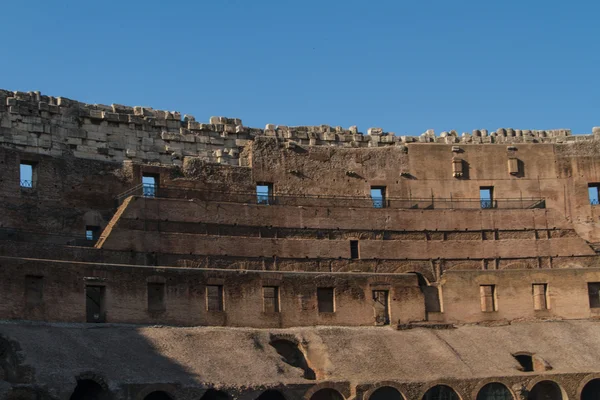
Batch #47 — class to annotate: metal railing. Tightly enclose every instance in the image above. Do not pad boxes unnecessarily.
[116,184,546,210]
[20,180,33,188]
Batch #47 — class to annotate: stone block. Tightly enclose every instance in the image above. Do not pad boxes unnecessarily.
[128,115,144,124]
[368,127,383,135]
[210,116,221,124]
[89,110,103,119]
[104,112,119,122]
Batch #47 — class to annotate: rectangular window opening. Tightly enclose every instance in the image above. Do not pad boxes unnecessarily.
[25,275,43,306]
[317,287,335,313]
[142,174,158,197]
[370,186,386,208]
[350,240,359,259]
[263,286,280,313]
[20,162,35,188]
[480,284,497,312]
[206,285,224,311]
[589,184,600,205]
[480,186,494,209]
[588,282,600,308]
[86,285,106,323]
[147,282,166,312]
[85,225,100,241]
[256,183,273,205]
[532,283,548,310]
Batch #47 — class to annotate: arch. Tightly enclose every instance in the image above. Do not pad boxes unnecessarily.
[422,385,460,400]
[310,389,344,400]
[580,379,600,400]
[144,392,173,400]
[408,272,430,286]
[528,381,565,400]
[476,383,513,400]
[200,390,231,400]
[256,390,287,400]
[70,379,111,400]
[369,386,404,400]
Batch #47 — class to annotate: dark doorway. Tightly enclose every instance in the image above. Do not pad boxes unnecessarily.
[269,339,316,380]
[476,383,513,400]
[85,285,106,323]
[528,381,563,400]
[310,389,344,400]
[372,290,390,325]
[70,380,109,400]
[256,390,286,400]
[369,387,403,400]
[422,385,459,400]
[144,392,172,400]
[200,390,230,400]
[581,379,600,400]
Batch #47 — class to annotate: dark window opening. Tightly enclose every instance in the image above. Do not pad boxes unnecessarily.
[581,379,600,400]
[589,184,600,205]
[269,339,316,380]
[70,379,110,400]
[310,389,344,400]
[369,387,403,400]
[371,186,386,208]
[25,275,43,306]
[142,174,158,197]
[257,183,273,205]
[480,186,494,209]
[144,392,173,400]
[480,284,497,312]
[86,225,100,241]
[147,282,166,312]
[513,354,534,372]
[372,290,390,325]
[350,240,359,259]
[588,282,600,308]
[422,385,459,400]
[207,285,224,311]
[532,283,548,310]
[317,287,335,313]
[199,390,231,400]
[263,286,280,313]
[85,285,106,323]
[527,381,563,400]
[476,383,513,400]
[20,162,35,188]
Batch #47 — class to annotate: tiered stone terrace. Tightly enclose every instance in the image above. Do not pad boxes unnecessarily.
[2,89,600,400]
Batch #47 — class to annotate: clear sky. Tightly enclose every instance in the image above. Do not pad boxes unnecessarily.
[1,0,598,135]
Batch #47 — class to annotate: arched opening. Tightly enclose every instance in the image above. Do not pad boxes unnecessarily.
[200,390,230,400]
[144,392,173,400]
[580,379,600,400]
[514,354,534,372]
[422,385,459,400]
[270,339,316,380]
[476,383,513,400]
[70,380,110,400]
[409,272,441,314]
[256,390,286,400]
[310,389,344,400]
[370,386,404,400]
[528,381,564,400]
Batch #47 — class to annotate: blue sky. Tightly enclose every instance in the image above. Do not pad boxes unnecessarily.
[1,0,598,135]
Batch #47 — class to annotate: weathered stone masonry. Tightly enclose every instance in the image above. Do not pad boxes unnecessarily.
[3,89,600,400]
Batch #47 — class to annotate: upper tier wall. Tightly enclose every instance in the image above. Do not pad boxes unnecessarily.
[1,89,600,167]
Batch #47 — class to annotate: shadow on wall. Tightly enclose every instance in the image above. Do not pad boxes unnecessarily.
[0,325,315,400]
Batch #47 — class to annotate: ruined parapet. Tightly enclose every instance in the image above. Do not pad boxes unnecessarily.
[0,89,597,167]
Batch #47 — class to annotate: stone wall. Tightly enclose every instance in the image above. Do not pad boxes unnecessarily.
[1,89,599,168]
